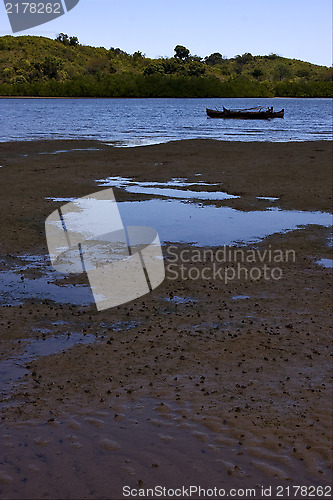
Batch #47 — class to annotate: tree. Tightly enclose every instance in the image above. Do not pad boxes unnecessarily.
[162,59,181,74]
[69,36,79,47]
[174,45,190,61]
[204,52,223,66]
[56,33,79,46]
[235,53,253,65]
[186,62,205,76]
[86,57,114,75]
[109,47,127,56]
[252,68,264,79]
[56,33,69,45]
[133,51,144,59]
[143,63,164,75]
[190,54,203,62]
[274,64,292,81]
[42,56,63,79]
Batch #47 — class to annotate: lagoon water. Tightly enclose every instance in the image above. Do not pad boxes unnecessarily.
[1,97,332,145]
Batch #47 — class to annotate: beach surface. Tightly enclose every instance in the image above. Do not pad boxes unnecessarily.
[0,139,332,499]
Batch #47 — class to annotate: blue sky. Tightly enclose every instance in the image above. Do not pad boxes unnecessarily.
[0,0,332,66]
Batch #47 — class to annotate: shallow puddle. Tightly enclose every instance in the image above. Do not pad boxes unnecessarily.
[257,196,279,201]
[316,258,333,268]
[164,295,197,304]
[20,148,102,157]
[0,269,94,306]
[98,321,140,331]
[0,319,139,397]
[0,252,96,307]
[2,196,331,309]
[97,176,237,201]
[38,148,101,155]
[98,176,217,188]
[45,193,331,247]
[0,333,96,398]
[118,200,332,246]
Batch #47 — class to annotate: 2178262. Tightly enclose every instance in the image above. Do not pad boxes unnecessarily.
[5,3,61,14]
[275,485,331,497]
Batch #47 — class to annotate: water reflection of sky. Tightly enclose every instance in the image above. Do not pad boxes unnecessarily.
[46,181,332,247]
[118,200,332,246]
[97,176,238,201]
[1,196,331,308]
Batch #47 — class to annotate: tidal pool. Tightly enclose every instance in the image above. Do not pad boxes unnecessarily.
[45,192,332,247]
[97,176,237,201]
[118,200,332,246]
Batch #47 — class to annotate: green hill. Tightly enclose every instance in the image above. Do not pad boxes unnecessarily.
[0,35,332,97]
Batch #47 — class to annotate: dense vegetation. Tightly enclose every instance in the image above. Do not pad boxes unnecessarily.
[0,35,332,98]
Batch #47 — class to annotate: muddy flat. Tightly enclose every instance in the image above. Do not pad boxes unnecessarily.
[0,139,332,499]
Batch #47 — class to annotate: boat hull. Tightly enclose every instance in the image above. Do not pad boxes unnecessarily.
[206,108,284,119]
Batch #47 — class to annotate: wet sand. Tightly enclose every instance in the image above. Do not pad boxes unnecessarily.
[0,139,332,499]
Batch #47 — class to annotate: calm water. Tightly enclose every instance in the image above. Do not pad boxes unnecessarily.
[118,201,332,246]
[1,97,332,145]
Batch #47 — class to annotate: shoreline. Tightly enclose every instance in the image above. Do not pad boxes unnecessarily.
[1,95,331,99]
[0,139,332,498]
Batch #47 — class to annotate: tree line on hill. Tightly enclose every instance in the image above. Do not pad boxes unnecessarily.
[0,36,331,98]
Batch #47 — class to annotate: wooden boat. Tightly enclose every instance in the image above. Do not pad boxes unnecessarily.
[206,106,284,119]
